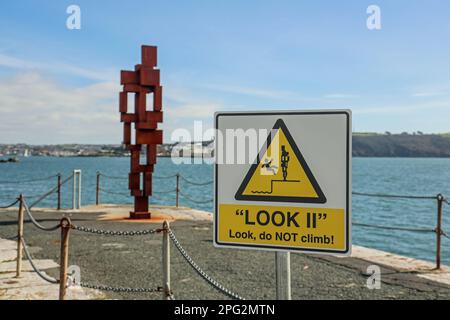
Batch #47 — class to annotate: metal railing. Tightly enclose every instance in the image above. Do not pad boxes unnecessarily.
[13,196,242,300]
[2,170,450,300]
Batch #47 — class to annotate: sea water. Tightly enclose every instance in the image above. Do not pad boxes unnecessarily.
[0,156,449,265]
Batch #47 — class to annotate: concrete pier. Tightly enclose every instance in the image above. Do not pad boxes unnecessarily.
[1,204,449,300]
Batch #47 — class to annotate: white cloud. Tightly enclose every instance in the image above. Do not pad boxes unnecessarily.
[0,72,120,144]
[0,53,116,82]
[199,83,302,101]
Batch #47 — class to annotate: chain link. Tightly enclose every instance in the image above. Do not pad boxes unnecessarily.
[0,174,58,184]
[352,191,436,200]
[180,176,213,186]
[0,198,19,209]
[178,191,213,204]
[442,230,450,240]
[168,228,244,300]
[80,282,162,293]
[72,224,162,236]
[353,222,435,233]
[23,200,61,231]
[21,237,59,284]
[99,187,129,196]
[153,188,177,194]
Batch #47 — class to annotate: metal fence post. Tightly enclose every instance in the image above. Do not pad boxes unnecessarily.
[275,251,291,300]
[96,172,100,206]
[175,174,180,208]
[15,194,24,278]
[78,171,82,209]
[57,174,61,210]
[162,221,171,300]
[72,169,82,210]
[436,194,444,269]
[59,218,71,300]
[72,171,76,209]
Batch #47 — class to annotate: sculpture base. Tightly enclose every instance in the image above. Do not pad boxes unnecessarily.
[129,211,151,219]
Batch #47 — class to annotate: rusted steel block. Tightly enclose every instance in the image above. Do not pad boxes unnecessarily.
[140,68,160,86]
[128,173,140,190]
[136,122,158,130]
[120,113,136,123]
[131,149,140,168]
[119,92,128,113]
[147,144,157,164]
[120,70,139,85]
[136,130,163,145]
[143,172,152,196]
[136,92,146,122]
[127,145,142,151]
[136,112,162,129]
[123,84,142,93]
[137,164,154,172]
[123,123,131,145]
[141,45,157,67]
[131,190,144,197]
[153,86,162,111]
[147,111,163,122]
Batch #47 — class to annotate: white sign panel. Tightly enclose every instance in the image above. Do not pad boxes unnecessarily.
[214,110,351,255]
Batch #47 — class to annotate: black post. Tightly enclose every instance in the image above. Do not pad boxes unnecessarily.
[96,172,100,206]
[436,194,443,269]
[57,174,61,210]
[176,174,180,208]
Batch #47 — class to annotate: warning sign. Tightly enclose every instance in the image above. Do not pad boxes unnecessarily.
[235,119,326,203]
[214,110,351,255]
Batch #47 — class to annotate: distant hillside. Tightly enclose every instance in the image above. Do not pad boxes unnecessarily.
[353,133,450,157]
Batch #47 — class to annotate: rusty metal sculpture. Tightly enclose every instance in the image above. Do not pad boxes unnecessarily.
[119,45,163,219]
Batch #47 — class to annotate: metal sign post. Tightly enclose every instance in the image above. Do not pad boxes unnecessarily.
[275,251,291,300]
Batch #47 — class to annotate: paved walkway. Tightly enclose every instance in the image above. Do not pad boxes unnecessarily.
[1,204,450,300]
[0,238,104,300]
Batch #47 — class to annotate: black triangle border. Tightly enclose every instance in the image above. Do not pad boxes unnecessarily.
[234,118,327,203]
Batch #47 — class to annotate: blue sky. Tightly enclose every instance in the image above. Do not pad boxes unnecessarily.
[0,1,449,144]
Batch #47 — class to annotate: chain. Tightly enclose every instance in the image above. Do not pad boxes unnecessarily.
[178,191,213,204]
[29,174,73,209]
[100,172,178,180]
[72,224,163,236]
[353,222,435,233]
[80,282,162,293]
[23,200,61,231]
[0,174,58,184]
[168,228,244,300]
[99,188,130,196]
[352,191,436,200]
[153,188,177,194]
[21,237,59,284]
[154,174,178,179]
[98,173,127,180]
[180,176,213,186]
[0,198,19,209]
[442,230,450,240]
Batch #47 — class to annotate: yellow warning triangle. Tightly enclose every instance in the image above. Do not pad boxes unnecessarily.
[235,119,326,203]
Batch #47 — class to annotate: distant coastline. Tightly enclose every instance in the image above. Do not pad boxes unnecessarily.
[1,132,450,158]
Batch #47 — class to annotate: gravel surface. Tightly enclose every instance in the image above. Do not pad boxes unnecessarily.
[1,209,450,300]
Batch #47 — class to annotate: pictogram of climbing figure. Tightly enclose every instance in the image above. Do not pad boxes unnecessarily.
[281,145,290,181]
